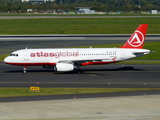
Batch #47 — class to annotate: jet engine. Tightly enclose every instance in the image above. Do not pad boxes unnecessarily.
[55,63,74,72]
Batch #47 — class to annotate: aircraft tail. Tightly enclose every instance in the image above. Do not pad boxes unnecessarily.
[120,24,148,49]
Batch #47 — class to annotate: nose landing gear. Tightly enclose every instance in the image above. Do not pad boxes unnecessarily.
[23,66,27,74]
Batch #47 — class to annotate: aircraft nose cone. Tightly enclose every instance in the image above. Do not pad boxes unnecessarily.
[4,57,11,63]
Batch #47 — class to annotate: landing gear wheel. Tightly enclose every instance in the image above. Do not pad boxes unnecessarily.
[76,69,82,74]
[23,70,26,74]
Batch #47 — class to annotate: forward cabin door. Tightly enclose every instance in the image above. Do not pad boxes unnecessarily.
[24,51,29,61]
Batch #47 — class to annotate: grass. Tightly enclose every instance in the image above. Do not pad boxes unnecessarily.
[0,87,160,97]
[117,60,160,64]
[0,17,160,34]
[0,54,9,61]
[134,42,160,60]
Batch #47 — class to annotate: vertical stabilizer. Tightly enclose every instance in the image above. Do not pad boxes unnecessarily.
[120,24,148,49]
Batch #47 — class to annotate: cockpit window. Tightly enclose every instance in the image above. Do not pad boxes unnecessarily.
[10,54,18,57]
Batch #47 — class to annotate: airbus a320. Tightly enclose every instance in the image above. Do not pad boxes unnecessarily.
[4,24,151,73]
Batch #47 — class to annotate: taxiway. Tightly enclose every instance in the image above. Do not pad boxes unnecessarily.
[1,35,160,120]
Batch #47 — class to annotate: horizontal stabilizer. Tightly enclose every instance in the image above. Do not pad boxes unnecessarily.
[132,49,150,55]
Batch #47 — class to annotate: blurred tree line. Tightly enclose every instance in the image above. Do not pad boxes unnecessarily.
[0,0,160,13]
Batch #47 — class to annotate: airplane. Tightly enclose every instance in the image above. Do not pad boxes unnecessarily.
[4,24,150,73]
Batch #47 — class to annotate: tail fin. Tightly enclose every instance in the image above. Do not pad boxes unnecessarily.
[120,24,148,49]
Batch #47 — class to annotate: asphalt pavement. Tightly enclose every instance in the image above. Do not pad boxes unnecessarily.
[0,35,160,120]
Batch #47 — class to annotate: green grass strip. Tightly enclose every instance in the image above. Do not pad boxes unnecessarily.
[0,88,160,97]
[0,17,160,34]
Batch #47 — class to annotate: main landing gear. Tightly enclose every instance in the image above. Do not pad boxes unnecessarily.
[23,66,27,74]
[74,64,82,74]
[76,69,82,74]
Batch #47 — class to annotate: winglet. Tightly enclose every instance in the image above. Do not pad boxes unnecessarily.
[120,24,148,49]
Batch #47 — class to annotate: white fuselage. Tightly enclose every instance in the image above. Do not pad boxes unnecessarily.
[4,48,150,66]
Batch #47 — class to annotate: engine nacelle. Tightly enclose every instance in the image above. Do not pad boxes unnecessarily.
[55,63,74,72]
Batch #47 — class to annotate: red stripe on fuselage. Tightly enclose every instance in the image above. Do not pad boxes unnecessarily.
[5,62,56,66]
[81,61,118,66]
[5,61,118,66]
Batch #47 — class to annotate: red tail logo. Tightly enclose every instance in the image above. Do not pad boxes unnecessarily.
[128,30,144,47]
[120,24,148,49]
